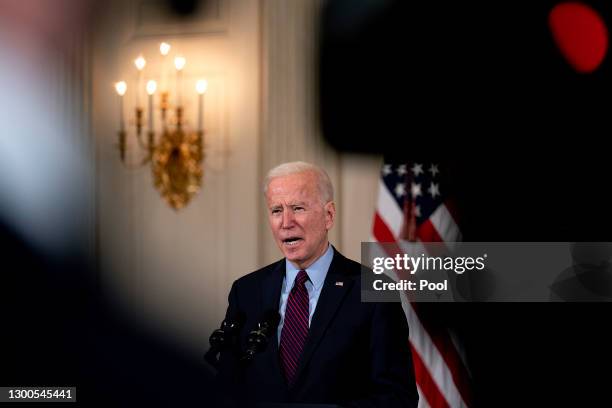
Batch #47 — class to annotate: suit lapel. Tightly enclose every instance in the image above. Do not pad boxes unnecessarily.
[293,250,355,385]
[260,260,287,390]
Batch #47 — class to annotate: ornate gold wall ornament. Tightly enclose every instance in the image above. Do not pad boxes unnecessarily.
[114,44,209,210]
[152,127,204,210]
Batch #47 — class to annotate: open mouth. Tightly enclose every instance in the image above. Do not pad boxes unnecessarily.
[283,237,303,246]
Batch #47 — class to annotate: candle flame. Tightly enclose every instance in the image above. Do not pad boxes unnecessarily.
[115,81,127,96]
[160,42,171,56]
[134,55,146,71]
[174,56,186,71]
[196,79,208,94]
[146,80,157,95]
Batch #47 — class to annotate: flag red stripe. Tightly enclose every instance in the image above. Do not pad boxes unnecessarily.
[374,179,472,407]
[419,318,473,406]
[410,342,451,408]
[416,219,473,405]
[375,213,472,407]
[373,212,407,267]
[373,212,397,243]
[417,219,443,242]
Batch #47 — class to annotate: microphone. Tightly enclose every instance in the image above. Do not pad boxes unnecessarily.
[204,312,245,368]
[241,310,280,363]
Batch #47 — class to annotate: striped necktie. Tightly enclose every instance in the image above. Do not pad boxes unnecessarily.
[279,269,310,387]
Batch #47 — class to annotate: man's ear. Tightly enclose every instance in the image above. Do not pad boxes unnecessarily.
[325,201,336,230]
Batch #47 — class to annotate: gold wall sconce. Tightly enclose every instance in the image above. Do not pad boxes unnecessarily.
[114,42,208,210]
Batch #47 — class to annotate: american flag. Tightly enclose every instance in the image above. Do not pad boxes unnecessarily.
[372,162,472,408]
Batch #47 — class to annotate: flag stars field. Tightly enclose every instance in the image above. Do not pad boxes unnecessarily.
[395,183,406,198]
[429,164,439,177]
[411,182,422,198]
[382,164,392,176]
[428,182,440,198]
[397,164,407,176]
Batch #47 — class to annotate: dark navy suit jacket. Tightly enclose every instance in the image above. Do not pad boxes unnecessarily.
[216,247,418,407]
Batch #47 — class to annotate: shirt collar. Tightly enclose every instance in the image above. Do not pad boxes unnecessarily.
[285,243,334,291]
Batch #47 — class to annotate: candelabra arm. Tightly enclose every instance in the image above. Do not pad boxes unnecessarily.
[136,129,156,151]
[117,129,153,170]
[176,106,184,129]
[118,130,127,163]
[135,107,144,136]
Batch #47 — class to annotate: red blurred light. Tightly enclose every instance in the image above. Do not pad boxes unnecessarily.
[549,2,608,73]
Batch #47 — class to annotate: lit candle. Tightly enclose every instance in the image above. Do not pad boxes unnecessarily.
[115,81,127,131]
[196,79,208,132]
[146,80,157,131]
[134,55,146,107]
[174,56,186,106]
[159,42,170,92]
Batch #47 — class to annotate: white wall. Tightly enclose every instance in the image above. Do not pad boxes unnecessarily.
[91,0,381,358]
[92,0,260,355]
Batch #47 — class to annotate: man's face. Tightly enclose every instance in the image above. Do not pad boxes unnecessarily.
[266,171,335,270]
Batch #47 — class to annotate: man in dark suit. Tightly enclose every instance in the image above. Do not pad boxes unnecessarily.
[216,162,418,407]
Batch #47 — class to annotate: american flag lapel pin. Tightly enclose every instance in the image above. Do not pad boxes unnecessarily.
[335,281,344,287]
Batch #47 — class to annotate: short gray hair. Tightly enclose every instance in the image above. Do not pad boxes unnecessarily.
[263,161,334,203]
